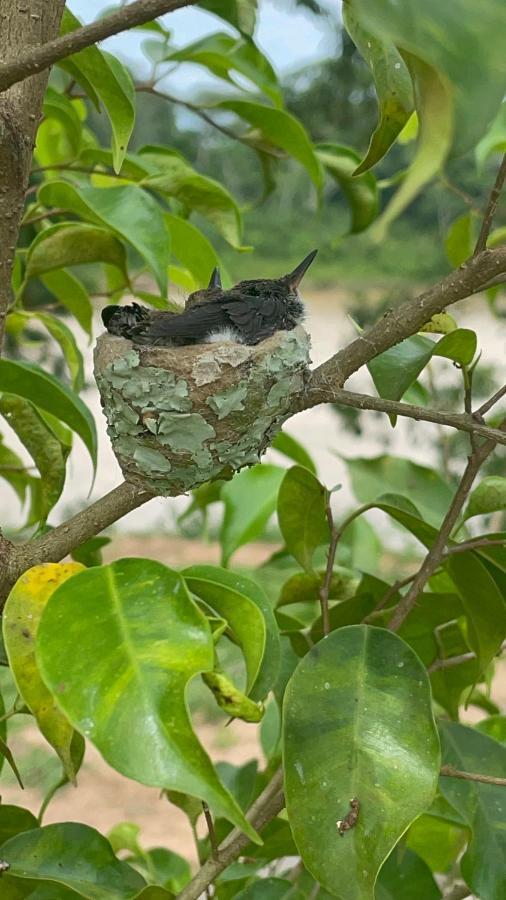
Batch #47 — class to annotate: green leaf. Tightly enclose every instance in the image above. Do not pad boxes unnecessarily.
[59,10,135,171]
[271,431,316,474]
[41,270,93,339]
[71,536,111,568]
[371,56,453,237]
[42,88,82,157]
[439,721,506,900]
[0,436,27,504]
[164,213,220,288]
[199,0,257,35]
[140,147,244,250]
[343,6,413,173]
[235,879,301,899]
[475,101,506,170]
[344,455,454,527]
[36,559,258,841]
[444,213,475,267]
[17,311,85,391]
[217,100,323,190]
[445,552,506,671]
[0,822,146,898]
[183,566,280,700]
[475,715,506,745]
[316,143,379,233]
[166,33,281,106]
[202,670,264,721]
[0,359,97,471]
[37,182,169,294]
[368,334,434,404]
[25,223,127,282]
[433,329,477,366]
[283,626,440,899]
[220,464,285,565]
[407,811,467,874]
[0,806,38,847]
[0,396,68,524]
[376,847,441,900]
[465,477,506,520]
[3,563,85,782]
[277,466,330,572]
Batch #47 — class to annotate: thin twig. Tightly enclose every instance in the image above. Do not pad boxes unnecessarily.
[462,366,477,453]
[202,802,219,861]
[428,651,476,674]
[476,383,506,417]
[474,152,506,254]
[440,765,506,787]
[0,1,199,94]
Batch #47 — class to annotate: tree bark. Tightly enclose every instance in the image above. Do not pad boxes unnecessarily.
[0,0,66,348]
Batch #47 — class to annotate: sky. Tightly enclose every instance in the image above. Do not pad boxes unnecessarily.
[70,0,334,96]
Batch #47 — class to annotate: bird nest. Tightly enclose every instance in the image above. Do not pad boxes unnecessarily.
[94,327,311,496]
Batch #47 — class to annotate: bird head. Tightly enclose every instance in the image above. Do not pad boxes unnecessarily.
[232,249,318,299]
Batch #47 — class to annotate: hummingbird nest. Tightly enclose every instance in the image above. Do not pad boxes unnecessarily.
[94,327,311,496]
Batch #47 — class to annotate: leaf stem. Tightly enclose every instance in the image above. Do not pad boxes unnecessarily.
[202,802,219,860]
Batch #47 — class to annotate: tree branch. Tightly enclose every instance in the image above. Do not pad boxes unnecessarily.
[176,770,285,900]
[0,0,198,95]
[474,152,506,255]
[300,247,506,404]
[0,481,152,607]
[321,388,506,446]
[440,765,506,788]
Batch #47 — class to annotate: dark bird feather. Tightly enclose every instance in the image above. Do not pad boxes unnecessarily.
[101,251,317,347]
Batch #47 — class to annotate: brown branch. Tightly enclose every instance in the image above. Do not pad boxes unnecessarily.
[0,481,152,607]
[202,802,219,861]
[440,765,506,788]
[428,651,476,674]
[387,423,505,633]
[322,388,506,446]
[176,770,285,900]
[474,152,506,254]
[476,383,506,417]
[300,247,506,406]
[0,1,199,95]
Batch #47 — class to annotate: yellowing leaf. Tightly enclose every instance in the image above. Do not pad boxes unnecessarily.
[3,563,85,782]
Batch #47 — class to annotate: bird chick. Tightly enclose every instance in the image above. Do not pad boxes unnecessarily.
[102,250,317,347]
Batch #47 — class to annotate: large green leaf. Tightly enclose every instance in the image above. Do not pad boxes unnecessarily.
[220,464,285,565]
[235,879,302,899]
[376,847,441,899]
[343,4,413,173]
[271,431,316,475]
[439,721,506,900]
[166,33,281,106]
[0,396,68,524]
[283,626,440,899]
[42,88,82,156]
[199,0,257,36]
[0,359,97,470]
[59,10,135,171]
[3,563,84,782]
[164,213,220,288]
[41,270,93,339]
[277,466,330,572]
[315,143,379,233]
[344,455,453,527]
[36,559,258,840]
[37,182,169,294]
[433,329,477,366]
[0,806,38,847]
[217,100,323,190]
[16,311,84,391]
[0,822,146,898]
[445,552,506,671]
[25,223,127,283]
[183,566,280,700]
[367,334,434,404]
[140,147,244,249]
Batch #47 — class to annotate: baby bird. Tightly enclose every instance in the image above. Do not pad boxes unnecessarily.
[101,250,317,347]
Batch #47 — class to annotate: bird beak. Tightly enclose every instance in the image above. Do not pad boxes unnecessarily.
[286,249,318,288]
[208,267,222,289]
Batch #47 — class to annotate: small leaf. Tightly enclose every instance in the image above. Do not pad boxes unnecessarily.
[368,334,434,404]
[3,563,85,782]
[445,552,506,671]
[475,101,506,170]
[0,805,38,846]
[0,822,146,898]
[0,359,97,471]
[59,10,135,171]
[25,223,127,282]
[439,721,506,900]
[42,88,82,156]
[271,431,317,474]
[217,100,323,190]
[419,312,457,334]
[71,536,112,568]
[37,182,169,294]
[475,715,506,745]
[343,6,413,173]
[202,671,264,722]
[36,559,258,840]
[199,0,257,36]
[376,847,441,899]
[283,626,440,899]
[0,436,27,504]
[465,476,506,520]
[165,213,220,288]
[433,329,477,366]
[235,879,301,899]
[220,464,285,565]
[316,143,379,233]
[41,270,93,339]
[18,311,85,391]
[277,466,330,572]
[444,213,475,267]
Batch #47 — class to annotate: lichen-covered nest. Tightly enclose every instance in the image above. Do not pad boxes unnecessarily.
[94,327,311,495]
